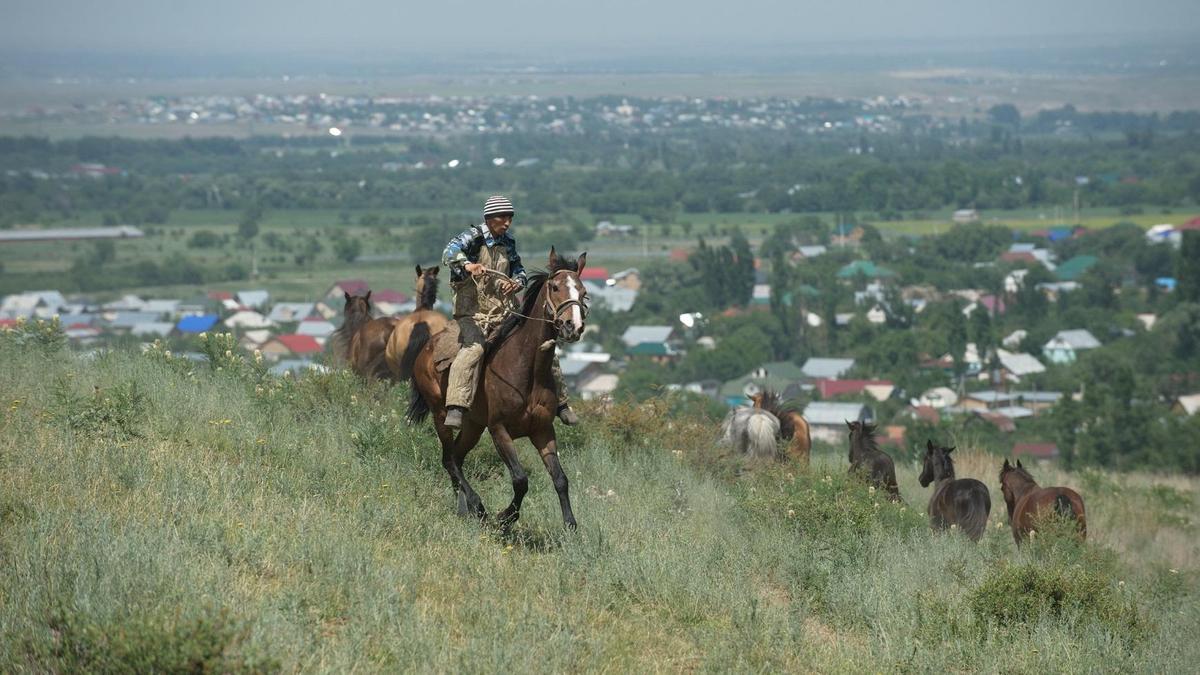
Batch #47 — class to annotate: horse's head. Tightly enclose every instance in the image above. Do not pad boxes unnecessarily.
[999,458,1030,519]
[543,247,589,343]
[415,265,439,309]
[920,439,955,487]
[343,290,372,320]
[845,420,876,441]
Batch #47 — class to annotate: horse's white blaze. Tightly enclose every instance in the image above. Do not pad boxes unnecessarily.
[567,276,583,332]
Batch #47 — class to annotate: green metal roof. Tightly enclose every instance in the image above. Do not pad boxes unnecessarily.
[837,260,896,279]
[1054,255,1098,281]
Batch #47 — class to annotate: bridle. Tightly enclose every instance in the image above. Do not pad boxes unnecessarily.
[544,270,589,334]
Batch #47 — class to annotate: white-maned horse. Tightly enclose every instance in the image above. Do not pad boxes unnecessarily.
[720,407,780,459]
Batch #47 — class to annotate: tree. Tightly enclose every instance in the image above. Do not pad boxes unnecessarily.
[988,104,1021,128]
[238,203,263,241]
[90,240,115,267]
[1179,231,1200,302]
[333,236,363,263]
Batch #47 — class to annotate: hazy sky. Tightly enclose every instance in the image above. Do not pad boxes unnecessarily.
[3,0,1198,53]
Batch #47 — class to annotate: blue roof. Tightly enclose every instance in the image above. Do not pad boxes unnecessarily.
[176,314,219,333]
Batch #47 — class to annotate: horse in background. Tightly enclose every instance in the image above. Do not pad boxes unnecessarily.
[999,458,1087,545]
[919,440,991,541]
[752,389,812,465]
[330,291,399,381]
[846,420,902,501]
[385,265,449,380]
[720,406,780,459]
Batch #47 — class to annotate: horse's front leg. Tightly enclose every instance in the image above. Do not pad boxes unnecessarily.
[437,420,487,520]
[531,427,576,530]
[489,424,528,528]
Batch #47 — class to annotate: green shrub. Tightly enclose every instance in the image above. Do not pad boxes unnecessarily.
[969,560,1145,640]
[52,378,149,439]
[23,605,277,673]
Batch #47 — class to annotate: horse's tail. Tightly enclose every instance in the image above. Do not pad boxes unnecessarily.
[743,411,780,459]
[398,321,431,380]
[1054,493,1077,522]
[403,322,435,424]
[957,483,991,541]
[786,413,811,466]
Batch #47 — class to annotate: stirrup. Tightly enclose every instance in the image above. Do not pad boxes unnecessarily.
[557,404,579,426]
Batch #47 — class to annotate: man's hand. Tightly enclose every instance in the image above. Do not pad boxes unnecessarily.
[500,278,522,295]
[465,262,485,277]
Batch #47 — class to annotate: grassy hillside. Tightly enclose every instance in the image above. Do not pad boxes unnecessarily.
[1,327,1197,672]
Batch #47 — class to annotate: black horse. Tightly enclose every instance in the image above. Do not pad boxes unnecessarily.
[919,440,991,541]
[846,421,901,502]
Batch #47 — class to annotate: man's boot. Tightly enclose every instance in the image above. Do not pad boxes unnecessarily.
[557,404,579,426]
[445,406,466,429]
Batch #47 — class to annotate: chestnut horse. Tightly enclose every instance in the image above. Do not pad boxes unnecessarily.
[385,265,449,380]
[751,389,812,465]
[331,291,399,381]
[999,458,1086,544]
[846,420,902,502]
[406,248,589,529]
[919,441,991,541]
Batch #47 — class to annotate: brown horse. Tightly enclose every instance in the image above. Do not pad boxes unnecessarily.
[846,421,902,501]
[330,291,399,380]
[999,458,1086,545]
[919,440,991,541]
[385,265,450,380]
[406,248,589,529]
[751,389,812,465]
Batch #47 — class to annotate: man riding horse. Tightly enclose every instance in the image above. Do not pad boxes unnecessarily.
[441,195,579,429]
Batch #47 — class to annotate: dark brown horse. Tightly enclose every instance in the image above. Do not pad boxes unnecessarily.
[847,420,902,501]
[751,389,812,466]
[919,440,991,541]
[330,291,399,381]
[385,265,450,380]
[999,458,1087,545]
[406,248,589,529]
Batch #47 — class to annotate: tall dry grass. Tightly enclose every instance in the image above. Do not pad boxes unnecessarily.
[1,330,1197,672]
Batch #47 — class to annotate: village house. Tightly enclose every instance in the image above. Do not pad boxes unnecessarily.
[801,357,855,381]
[267,303,317,324]
[803,401,874,444]
[814,379,895,402]
[720,361,808,406]
[260,334,323,362]
[1043,329,1101,364]
[579,374,619,401]
[1012,442,1060,461]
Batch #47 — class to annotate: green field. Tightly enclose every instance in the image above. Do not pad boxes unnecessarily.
[2,206,1191,301]
[0,329,1196,671]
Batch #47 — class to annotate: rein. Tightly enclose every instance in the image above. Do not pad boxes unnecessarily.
[472,268,589,327]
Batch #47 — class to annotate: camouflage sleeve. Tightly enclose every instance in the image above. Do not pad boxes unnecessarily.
[507,238,528,288]
[442,226,479,276]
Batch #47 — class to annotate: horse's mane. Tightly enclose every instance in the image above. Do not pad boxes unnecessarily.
[1001,462,1037,488]
[418,273,439,310]
[756,389,800,440]
[330,295,372,362]
[850,423,881,456]
[931,447,956,480]
[484,254,579,359]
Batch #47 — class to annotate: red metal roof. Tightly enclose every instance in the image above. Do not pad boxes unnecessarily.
[274,334,322,354]
[332,279,370,295]
[1179,217,1200,230]
[371,289,409,303]
[207,291,233,300]
[580,267,610,281]
[816,378,893,398]
[1013,443,1059,458]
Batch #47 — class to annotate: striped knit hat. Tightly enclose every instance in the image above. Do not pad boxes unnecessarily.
[483,195,515,218]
